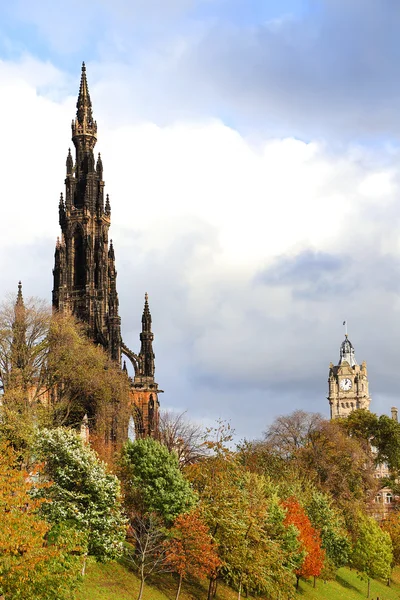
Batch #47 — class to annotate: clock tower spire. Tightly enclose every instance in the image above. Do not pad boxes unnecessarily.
[328,332,371,419]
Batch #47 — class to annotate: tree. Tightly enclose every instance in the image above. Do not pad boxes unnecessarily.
[263,410,324,458]
[227,473,300,600]
[0,291,50,396]
[159,410,208,467]
[344,409,400,473]
[34,428,126,574]
[295,420,377,511]
[43,313,130,443]
[0,442,81,599]
[283,497,325,588]
[119,438,197,524]
[0,294,131,459]
[188,444,299,600]
[164,509,220,600]
[305,490,350,570]
[351,513,393,598]
[125,514,169,600]
[382,513,400,566]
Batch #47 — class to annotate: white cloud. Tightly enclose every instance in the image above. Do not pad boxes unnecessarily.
[1,57,400,438]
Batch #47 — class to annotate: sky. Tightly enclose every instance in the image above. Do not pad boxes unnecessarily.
[0,0,400,440]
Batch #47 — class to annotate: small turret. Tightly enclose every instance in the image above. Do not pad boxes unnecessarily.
[139,293,155,378]
[142,292,151,332]
[16,281,24,308]
[105,194,111,216]
[108,239,115,261]
[66,148,73,174]
[96,153,103,178]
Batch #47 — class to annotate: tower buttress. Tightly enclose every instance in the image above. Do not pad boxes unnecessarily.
[126,294,161,437]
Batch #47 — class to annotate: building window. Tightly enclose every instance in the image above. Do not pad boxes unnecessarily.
[74,231,85,287]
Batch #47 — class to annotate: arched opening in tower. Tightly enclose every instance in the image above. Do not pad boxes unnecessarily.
[74,231,86,288]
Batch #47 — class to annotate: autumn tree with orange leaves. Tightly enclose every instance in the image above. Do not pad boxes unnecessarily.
[0,442,82,600]
[283,497,325,588]
[165,509,220,600]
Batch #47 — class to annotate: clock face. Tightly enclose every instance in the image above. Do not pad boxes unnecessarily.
[340,378,352,391]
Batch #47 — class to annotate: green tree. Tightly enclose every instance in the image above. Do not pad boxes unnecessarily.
[188,447,299,600]
[344,409,400,473]
[305,490,350,570]
[119,438,197,524]
[34,428,126,574]
[351,513,393,598]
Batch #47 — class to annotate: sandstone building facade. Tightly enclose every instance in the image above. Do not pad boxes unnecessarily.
[328,334,371,419]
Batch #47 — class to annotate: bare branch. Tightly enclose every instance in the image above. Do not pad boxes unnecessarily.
[159,410,209,467]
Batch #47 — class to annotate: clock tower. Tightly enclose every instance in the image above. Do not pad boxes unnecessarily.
[328,334,371,419]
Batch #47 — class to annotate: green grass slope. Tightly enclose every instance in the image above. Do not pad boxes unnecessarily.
[297,567,400,600]
[75,562,400,600]
[75,561,251,600]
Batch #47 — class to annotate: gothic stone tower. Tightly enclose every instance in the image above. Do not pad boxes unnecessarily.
[328,334,371,419]
[52,63,160,439]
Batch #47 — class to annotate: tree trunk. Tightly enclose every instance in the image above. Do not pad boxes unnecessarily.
[207,577,214,600]
[367,577,370,599]
[313,575,316,588]
[296,575,300,590]
[238,576,242,600]
[175,573,183,600]
[137,576,145,600]
[81,554,87,577]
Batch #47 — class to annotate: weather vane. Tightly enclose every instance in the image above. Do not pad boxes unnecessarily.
[343,320,348,336]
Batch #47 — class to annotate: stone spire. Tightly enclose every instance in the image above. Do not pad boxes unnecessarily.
[66,148,73,174]
[139,293,155,377]
[12,281,27,370]
[76,62,94,126]
[71,62,97,154]
[16,281,24,308]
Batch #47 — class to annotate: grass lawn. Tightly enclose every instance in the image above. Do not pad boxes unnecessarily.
[74,560,252,600]
[297,567,400,600]
[75,562,400,600]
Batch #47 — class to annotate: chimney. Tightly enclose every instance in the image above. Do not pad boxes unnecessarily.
[391,407,398,422]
